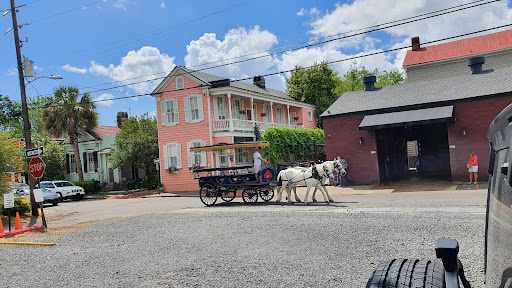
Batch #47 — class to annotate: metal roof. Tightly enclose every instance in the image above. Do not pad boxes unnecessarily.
[178,66,293,100]
[321,66,512,118]
[359,105,454,130]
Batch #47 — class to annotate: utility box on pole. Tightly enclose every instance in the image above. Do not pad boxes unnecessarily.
[23,57,34,77]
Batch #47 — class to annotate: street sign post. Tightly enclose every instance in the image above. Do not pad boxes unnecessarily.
[26,146,44,158]
[33,189,44,203]
[28,156,45,179]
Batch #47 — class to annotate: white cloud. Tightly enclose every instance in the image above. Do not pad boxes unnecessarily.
[185,26,286,90]
[160,1,166,8]
[61,64,87,74]
[7,67,17,76]
[94,93,115,106]
[113,0,127,10]
[89,46,176,94]
[271,0,510,81]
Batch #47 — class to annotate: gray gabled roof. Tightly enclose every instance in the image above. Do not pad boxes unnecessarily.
[154,66,294,101]
[321,66,512,117]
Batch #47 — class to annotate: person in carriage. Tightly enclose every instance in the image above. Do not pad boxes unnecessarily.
[253,147,267,181]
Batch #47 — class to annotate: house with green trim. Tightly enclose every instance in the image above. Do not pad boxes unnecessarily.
[61,126,122,186]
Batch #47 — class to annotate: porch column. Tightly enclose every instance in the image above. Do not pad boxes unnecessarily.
[287,105,291,128]
[301,107,305,128]
[270,101,274,126]
[227,93,233,132]
[250,97,254,123]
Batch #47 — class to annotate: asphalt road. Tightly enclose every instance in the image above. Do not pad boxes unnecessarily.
[1,189,487,287]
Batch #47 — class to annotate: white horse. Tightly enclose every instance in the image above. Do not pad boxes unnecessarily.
[282,160,346,203]
[275,161,337,205]
[311,159,347,202]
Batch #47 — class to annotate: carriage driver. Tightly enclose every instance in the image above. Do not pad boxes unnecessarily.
[253,147,267,181]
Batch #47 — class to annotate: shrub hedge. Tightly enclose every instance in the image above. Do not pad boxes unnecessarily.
[73,181,99,194]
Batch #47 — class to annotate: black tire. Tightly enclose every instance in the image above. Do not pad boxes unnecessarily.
[199,184,218,206]
[242,188,258,203]
[52,202,59,206]
[366,259,445,288]
[76,194,85,200]
[259,188,274,202]
[220,187,236,202]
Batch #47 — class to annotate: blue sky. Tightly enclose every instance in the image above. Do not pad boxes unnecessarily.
[1,0,511,126]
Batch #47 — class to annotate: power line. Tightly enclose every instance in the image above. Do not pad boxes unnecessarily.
[27,23,512,110]
[29,0,103,24]
[74,0,502,96]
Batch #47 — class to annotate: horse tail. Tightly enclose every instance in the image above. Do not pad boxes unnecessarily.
[277,170,283,186]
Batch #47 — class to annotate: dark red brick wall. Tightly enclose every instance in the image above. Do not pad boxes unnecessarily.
[324,96,512,185]
[324,114,380,185]
[448,96,512,182]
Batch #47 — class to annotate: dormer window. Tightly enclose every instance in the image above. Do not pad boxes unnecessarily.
[176,76,184,90]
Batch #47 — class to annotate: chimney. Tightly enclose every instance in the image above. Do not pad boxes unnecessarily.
[253,76,266,89]
[363,76,377,91]
[467,57,485,74]
[411,36,420,51]
[117,112,128,128]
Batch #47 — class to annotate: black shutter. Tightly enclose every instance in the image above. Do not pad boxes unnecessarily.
[93,152,98,172]
[66,154,70,174]
[83,152,88,173]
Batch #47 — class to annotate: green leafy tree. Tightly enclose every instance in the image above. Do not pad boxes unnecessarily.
[33,133,66,181]
[108,116,158,174]
[335,61,406,95]
[42,86,98,181]
[0,132,24,214]
[286,62,341,128]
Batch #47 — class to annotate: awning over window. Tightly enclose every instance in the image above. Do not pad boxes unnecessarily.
[359,105,454,131]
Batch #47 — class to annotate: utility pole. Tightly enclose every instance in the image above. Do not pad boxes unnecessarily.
[10,0,38,216]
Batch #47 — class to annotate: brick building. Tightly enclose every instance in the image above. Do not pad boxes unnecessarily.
[322,30,512,184]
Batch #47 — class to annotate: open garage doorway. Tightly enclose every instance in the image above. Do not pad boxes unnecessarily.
[375,122,451,182]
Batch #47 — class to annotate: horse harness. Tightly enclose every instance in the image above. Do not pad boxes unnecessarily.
[285,165,326,186]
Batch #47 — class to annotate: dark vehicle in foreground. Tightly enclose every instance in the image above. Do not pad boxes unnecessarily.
[366,104,512,287]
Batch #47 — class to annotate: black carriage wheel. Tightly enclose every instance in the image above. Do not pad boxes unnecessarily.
[242,188,258,203]
[199,184,218,206]
[366,259,445,288]
[221,187,237,202]
[259,188,274,202]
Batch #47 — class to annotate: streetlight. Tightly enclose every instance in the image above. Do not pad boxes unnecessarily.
[26,75,63,85]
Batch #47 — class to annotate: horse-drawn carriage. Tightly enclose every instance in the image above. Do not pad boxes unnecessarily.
[190,142,275,206]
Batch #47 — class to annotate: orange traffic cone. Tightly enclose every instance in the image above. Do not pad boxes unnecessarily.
[0,221,4,233]
[15,212,23,230]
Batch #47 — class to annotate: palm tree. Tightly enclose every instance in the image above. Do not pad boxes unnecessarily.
[42,86,98,181]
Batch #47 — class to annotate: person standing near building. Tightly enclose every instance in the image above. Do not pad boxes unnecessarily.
[336,156,349,187]
[467,152,478,185]
[253,147,267,181]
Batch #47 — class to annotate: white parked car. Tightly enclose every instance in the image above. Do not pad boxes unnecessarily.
[39,181,85,201]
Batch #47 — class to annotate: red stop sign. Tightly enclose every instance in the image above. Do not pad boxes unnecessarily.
[29,157,45,179]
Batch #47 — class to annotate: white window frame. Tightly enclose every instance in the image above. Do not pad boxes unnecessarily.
[235,149,249,165]
[163,143,182,169]
[87,152,95,173]
[214,96,228,120]
[263,104,271,123]
[161,99,179,126]
[187,140,207,167]
[184,94,204,123]
[307,110,313,122]
[276,106,285,124]
[290,112,297,124]
[218,150,230,168]
[176,76,184,90]
[69,154,77,174]
[232,98,244,120]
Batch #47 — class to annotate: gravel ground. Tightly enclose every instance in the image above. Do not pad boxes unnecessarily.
[0,205,485,287]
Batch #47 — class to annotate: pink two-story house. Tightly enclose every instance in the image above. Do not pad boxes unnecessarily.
[152,66,316,192]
